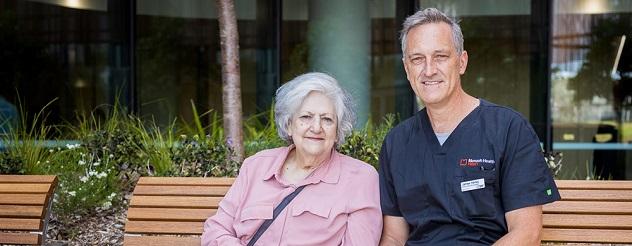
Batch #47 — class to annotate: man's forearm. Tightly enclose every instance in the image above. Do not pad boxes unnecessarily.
[493,229,540,246]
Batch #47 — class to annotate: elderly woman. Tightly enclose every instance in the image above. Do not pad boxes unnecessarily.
[202,72,382,245]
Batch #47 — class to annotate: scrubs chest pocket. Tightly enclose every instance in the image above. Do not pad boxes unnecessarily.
[453,165,498,218]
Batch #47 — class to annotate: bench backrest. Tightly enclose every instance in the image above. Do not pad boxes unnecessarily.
[124,178,632,245]
[124,177,234,246]
[0,175,58,245]
[542,180,632,243]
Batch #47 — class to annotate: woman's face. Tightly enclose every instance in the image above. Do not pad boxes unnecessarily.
[288,91,338,160]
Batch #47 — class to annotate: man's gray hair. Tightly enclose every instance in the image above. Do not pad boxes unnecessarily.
[400,8,464,55]
[274,72,356,147]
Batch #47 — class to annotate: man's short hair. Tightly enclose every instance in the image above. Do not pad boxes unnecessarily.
[400,8,464,55]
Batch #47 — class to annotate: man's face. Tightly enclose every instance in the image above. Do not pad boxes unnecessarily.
[403,22,468,106]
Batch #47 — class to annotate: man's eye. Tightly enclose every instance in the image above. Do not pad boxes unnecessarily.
[323,117,334,123]
[299,115,312,119]
[411,57,423,64]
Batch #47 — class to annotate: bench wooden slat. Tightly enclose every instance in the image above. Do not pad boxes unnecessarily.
[543,214,632,229]
[543,201,632,214]
[0,205,44,218]
[137,177,235,186]
[130,196,222,208]
[542,228,632,243]
[125,221,203,234]
[127,208,216,221]
[0,175,57,184]
[132,186,229,196]
[0,232,40,245]
[0,184,52,194]
[559,189,632,201]
[0,218,41,230]
[124,235,200,246]
[0,194,47,205]
[555,180,632,190]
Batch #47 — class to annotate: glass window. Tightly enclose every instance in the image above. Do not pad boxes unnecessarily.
[136,0,276,127]
[551,0,632,179]
[0,0,130,128]
[419,0,533,117]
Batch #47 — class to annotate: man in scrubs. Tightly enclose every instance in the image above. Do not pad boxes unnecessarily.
[378,8,561,245]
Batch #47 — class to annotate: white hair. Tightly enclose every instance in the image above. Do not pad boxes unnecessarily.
[400,8,464,55]
[274,72,356,147]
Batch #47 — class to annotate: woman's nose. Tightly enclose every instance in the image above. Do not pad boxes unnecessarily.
[309,118,322,132]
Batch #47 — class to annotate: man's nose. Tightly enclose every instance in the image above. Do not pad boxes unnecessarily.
[424,60,437,77]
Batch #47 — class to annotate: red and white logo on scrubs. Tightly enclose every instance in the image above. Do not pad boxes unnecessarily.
[459,158,496,167]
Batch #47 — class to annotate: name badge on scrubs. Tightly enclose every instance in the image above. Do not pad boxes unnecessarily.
[461,178,485,192]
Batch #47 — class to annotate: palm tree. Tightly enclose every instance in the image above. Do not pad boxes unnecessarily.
[217,0,244,162]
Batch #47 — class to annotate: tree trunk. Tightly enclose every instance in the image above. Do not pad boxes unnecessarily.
[217,0,244,163]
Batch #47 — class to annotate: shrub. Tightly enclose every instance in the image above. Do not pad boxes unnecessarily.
[170,134,239,177]
[46,145,122,223]
[338,114,395,168]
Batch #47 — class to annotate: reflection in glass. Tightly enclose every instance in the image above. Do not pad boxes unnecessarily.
[0,0,130,126]
[551,0,632,179]
[136,0,269,127]
[419,0,532,116]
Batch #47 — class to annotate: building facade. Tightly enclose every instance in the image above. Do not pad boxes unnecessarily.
[1,0,632,179]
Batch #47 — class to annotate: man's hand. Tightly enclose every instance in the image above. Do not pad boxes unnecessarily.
[494,205,543,246]
[379,215,409,246]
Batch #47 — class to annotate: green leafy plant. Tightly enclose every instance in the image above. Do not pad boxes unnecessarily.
[339,114,395,168]
[170,134,238,177]
[0,97,57,174]
[243,108,284,157]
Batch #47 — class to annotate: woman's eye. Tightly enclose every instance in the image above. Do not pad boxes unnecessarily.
[299,115,311,120]
[323,117,334,123]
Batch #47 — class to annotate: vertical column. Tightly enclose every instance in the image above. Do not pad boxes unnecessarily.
[308,0,370,125]
[529,0,552,151]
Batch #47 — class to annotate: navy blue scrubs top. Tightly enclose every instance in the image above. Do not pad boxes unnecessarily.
[379,99,561,245]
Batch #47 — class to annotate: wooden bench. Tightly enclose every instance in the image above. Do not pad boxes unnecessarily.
[124,178,632,245]
[542,180,632,244]
[0,175,58,245]
[123,177,234,246]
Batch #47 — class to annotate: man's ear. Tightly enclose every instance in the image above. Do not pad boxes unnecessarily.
[459,50,468,75]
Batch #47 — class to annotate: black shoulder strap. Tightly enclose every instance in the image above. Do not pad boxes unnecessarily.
[246,185,306,246]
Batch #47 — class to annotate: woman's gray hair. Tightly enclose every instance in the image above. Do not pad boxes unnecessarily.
[400,8,464,55]
[274,72,356,147]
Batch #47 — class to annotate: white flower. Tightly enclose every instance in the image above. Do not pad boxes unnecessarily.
[49,149,54,153]
[80,176,89,182]
[101,201,112,209]
[78,160,86,165]
[93,162,100,166]
[88,171,97,176]
[97,172,107,179]
[68,191,76,196]
[66,143,80,149]
[108,154,114,158]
